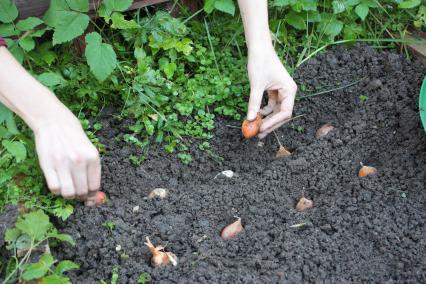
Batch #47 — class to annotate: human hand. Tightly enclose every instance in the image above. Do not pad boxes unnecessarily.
[246,46,297,139]
[33,111,101,206]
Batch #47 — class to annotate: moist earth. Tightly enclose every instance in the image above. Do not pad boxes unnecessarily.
[55,45,426,283]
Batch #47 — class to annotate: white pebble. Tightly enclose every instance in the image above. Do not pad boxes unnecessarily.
[133,206,140,212]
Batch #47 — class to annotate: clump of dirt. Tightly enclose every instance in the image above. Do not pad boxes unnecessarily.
[55,45,426,283]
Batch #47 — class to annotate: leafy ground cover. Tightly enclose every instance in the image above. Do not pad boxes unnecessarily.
[0,0,425,283]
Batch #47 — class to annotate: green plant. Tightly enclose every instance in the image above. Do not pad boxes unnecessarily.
[102,221,116,233]
[1,210,78,283]
[359,94,369,102]
[138,272,151,283]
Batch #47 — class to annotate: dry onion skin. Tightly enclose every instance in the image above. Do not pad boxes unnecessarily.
[220,217,243,240]
[242,113,262,139]
[315,123,335,139]
[358,165,377,177]
[147,188,169,199]
[276,145,291,158]
[295,197,314,212]
[144,237,178,267]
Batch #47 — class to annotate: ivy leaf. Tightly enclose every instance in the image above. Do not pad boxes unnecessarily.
[54,260,79,275]
[355,4,369,20]
[16,17,44,31]
[214,0,235,15]
[66,0,89,12]
[286,12,306,30]
[0,0,18,23]
[2,140,26,162]
[99,0,133,17]
[52,11,90,45]
[398,0,421,9]
[39,275,72,284]
[18,36,35,51]
[5,228,20,244]
[22,253,55,281]
[85,32,117,82]
[15,210,51,241]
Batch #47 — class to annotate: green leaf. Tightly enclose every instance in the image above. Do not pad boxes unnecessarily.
[18,36,35,51]
[398,0,421,9]
[0,0,18,23]
[355,4,369,20]
[99,0,133,17]
[419,76,426,133]
[0,23,19,36]
[54,260,79,275]
[332,0,346,14]
[175,38,193,55]
[16,17,44,31]
[22,253,55,281]
[85,32,117,81]
[318,17,343,37]
[51,204,74,221]
[15,210,51,241]
[110,12,140,29]
[47,233,75,245]
[43,0,70,27]
[39,275,72,284]
[5,228,20,244]
[214,0,235,15]
[273,0,292,7]
[286,12,306,30]
[159,58,176,79]
[37,72,66,88]
[52,11,90,45]
[66,0,89,12]
[2,140,26,162]
[203,0,215,13]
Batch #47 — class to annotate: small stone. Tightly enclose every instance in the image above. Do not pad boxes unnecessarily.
[133,206,140,212]
[219,170,234,178]
[116,245,122,252]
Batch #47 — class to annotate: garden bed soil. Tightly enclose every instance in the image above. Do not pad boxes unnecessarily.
[55,45,426,283]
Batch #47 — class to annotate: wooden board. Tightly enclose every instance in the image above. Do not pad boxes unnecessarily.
[13,0,169,19]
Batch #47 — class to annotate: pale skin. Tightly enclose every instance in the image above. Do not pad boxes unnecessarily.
[0,1,296,203]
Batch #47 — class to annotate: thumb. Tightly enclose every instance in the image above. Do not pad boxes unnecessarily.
[247,87,264,121]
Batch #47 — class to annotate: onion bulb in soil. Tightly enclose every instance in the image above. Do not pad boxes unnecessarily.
[358,164,377,177]
[147,188,169,199]
[221,217,243,240]
[315,123,335,138]
[95,191,107,205]
[242,113,262,139]
[296,197,313,212]
[276,145,291,158]
[144,237,177,267]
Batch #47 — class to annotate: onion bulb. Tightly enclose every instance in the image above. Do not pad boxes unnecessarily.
[220,217,243,240]
[276,145,291,158]
[358,164,377,177]
[296,197,313,212]
[147,188,169,199]
[242,113,262,139]
[144,237,177,267]
[315,123,335,138]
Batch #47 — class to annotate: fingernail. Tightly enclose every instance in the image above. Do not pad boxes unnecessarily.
[247,112,256,121]
[85,200,95,207]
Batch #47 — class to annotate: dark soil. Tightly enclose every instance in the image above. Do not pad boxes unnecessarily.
[55,45,426,283]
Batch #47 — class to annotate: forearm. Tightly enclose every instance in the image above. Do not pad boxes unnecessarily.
[237,0,273,54]
[0,46,71,133]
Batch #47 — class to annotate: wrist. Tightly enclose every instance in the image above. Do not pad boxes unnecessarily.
[248,40,274,57]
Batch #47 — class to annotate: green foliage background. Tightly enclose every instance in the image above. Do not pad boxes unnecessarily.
[0,0,424,281]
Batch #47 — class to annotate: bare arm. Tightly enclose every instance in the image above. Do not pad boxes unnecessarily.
[0,46,101,205]
[237,0,297,138]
